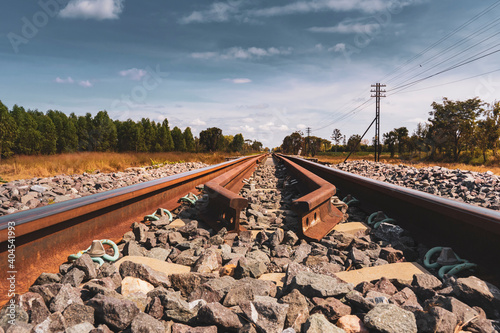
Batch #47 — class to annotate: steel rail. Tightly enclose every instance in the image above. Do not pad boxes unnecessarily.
[0,155,264,303]
[275,154,343,241]
[282,155,500,285]
[201,154,267,232]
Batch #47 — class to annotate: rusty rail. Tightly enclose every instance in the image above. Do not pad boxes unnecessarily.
[201,154,267,232]
[275,154,343,241]
[281,155,500,285]
[0,155,265,303]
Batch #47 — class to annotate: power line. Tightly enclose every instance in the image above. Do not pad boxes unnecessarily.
[393,67,500,94]
[389,47,500,94]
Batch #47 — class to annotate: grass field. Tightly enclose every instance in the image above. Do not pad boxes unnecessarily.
[1,151,499,183]
[315,152,500,175]
[0,152,237,182]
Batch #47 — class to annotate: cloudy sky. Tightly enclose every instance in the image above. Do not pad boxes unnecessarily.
[1,0,499,147]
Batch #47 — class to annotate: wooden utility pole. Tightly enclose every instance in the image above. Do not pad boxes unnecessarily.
[371,83,386,162]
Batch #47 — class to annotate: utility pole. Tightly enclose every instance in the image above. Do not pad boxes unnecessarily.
[306,127,311,156]
[371,83,386,162]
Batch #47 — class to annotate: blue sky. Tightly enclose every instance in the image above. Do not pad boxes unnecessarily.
[1,0,499,148]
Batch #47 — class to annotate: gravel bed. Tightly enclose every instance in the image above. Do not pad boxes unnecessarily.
[0,162,209,217]
[331,160,500,210]
[2,158,500,332]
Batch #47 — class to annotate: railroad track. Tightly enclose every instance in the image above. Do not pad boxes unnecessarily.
[1,153,500,331]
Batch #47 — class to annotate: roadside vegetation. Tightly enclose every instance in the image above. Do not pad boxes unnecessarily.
[0,152,237,182]
[276,97,500,174]
[0,100,267,181]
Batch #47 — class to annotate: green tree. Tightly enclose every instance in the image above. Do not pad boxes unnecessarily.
[199,127,223,152]
[117,119,142,152]
[428,97,483,161]
[171,126,186,151]
[183,127,195,152]
[346,134,361,153]
[0,101,17,161]
[12,105,41,155]
[47,110,78,153]
[281,131,303,154]
[251,140,263,151]
[395,127,409,156]
[90,111,117,151]
[34,112,57,154]
[75,115,91,151]
[230,133,244,152]
[383,130,398,157]
[157,119,174,151]
[331,129,342,152]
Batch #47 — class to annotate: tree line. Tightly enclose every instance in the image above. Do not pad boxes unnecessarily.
[278,97,500,163]
[0,101,263,161]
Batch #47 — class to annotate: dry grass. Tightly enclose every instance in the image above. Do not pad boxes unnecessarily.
[0,152,237,182]
[316,153,500,175]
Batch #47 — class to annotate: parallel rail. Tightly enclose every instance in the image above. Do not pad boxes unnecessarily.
[283,155,500,285]
[0,155,264,303]
[202,154,266,232]
[275,154,343,241]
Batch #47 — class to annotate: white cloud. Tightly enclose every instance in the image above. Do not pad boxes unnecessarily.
[223,78,252,84]
[309,22,380,34]
[191,118,207,126]
[251,0,388,17]
[329,43,346,52]
[297,124,307,130]
[59,0,124,20]
[55,77,74,84]
[119,68,147,81]
[180,1,242,24]
[191,47,292,60]
[230,125,256,133]
[79,80,93,87]
[181,0,424,24]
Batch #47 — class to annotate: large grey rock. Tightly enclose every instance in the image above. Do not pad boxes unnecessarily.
[415,306,458,333]
[61,267,86,287]
[303,313,346,333]
[130,312,165,333]
[311,297,351,322]
[32,312,67,333]
[0,304,28,331]
[240,296,288,333]
[192,249,222,274]
[197,302,243,330]
[86,294,139,331]
[5,322,33,333]
[452,276,500,318]
[158,290,198,323]
[290,271,353,298]
[119,260,170,288]
[234,257,267,279]
[171,323,217,333]
[49,284,84,313]
[279,289,309,332]
[29,283,62,307]
[33,273,61,285]
[364,304,417,333]
[62,303,95,327]
[74,254,98,280]
[223,278,276,307]
[66,322,95,333]
[188,276,236,303]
